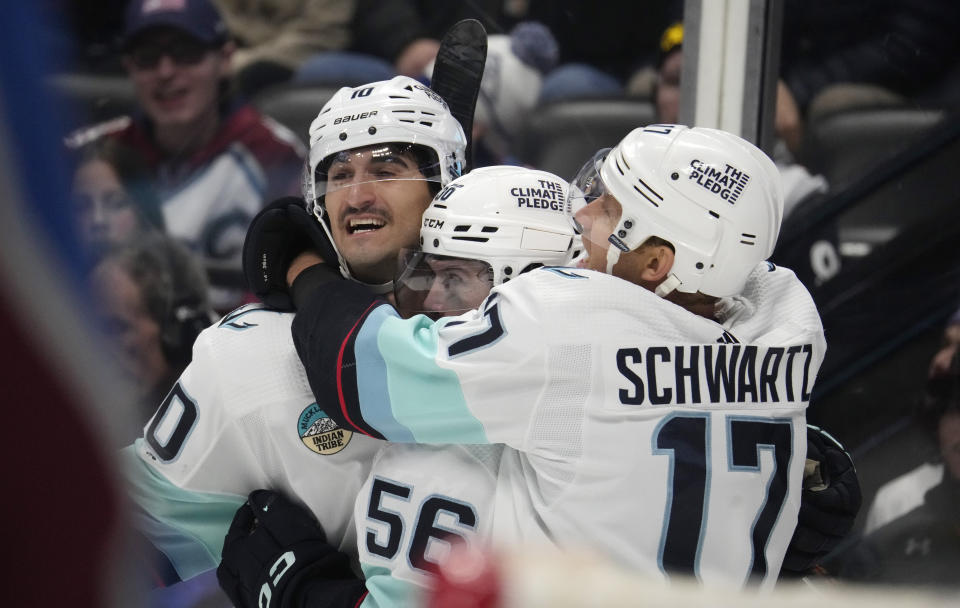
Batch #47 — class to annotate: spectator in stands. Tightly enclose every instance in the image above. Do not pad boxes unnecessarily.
[858,309,960,533]
[89,233,215,441]
[653,21,828,219]
[777,0,960,158]
[659,0,960,159]
[468,21,559,166]
[70,135,229,608]
[861,306,960,534]
[525,0,672,103]
[836,360,960,587]
[293,0,491,87]
[930,306,960,379]
[88,230,223,604]
[65,0,305,311]
[296,1,672,103]
[70,138,165,259]
[212,0,355,98]
[653,21,683,131]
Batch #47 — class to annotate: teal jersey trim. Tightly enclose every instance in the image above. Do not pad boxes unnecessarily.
[122,442,246,580]
[354,305,416,442]
[359,564,423,608]
[376,315,489,444]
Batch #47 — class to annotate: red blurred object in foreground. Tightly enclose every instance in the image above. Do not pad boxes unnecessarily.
[428,544,502,608]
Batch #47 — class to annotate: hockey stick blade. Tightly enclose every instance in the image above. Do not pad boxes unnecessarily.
[429,18,487,172]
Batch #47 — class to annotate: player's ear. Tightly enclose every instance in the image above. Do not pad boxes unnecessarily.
[638,244,674,283]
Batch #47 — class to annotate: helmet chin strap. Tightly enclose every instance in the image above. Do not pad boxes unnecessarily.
[338,260,395,295]
[358,279,395,295]
[604,246,621,274]
[654,274,682,298]
[605,243,681,298]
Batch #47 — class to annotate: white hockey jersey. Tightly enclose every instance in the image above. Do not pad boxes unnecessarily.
[121,303,381,583]
[293,262,827,589]
[355,443,501,607]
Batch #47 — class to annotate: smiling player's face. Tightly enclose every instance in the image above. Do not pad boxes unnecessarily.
[323,145,434,284]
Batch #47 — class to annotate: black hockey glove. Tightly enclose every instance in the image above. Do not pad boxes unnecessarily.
[781,425,862,575]
[242,197,340,310]
[217,490,366,608]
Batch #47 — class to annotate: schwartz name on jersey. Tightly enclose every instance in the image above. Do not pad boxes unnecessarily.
[292,262,826,588]
[121,304,380,584]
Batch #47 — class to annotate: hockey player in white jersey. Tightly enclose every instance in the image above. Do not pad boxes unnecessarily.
[279,124,828,590]
[351,166,581,606]
[214,166,580,608]
[120,75,468,586]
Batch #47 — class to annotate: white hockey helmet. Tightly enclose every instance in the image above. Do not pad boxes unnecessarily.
[300,76,468,287]
[396,165,580,317]
[421,165,579,284]
[568,124,783,297]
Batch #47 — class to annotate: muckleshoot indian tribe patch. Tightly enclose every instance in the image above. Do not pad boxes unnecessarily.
[298,404,353,455]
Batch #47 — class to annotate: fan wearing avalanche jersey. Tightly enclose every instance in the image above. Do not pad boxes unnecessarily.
[64,0,307,309]
[119,75,468,586]
[287,125,827,590]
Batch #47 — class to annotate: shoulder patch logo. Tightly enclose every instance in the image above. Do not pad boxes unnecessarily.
[542,266,587,279]
[219,303,280,330]
[298,404,353,455]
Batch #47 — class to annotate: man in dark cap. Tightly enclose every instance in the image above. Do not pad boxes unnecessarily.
[67,0,305,310]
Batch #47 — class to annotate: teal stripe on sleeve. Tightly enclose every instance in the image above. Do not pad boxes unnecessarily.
[122,443,246,580]
[377,315,489,444]
[360,564,424,608]
[354,305,416,442]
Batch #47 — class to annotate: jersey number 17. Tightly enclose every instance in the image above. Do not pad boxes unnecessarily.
[654,413,793,583]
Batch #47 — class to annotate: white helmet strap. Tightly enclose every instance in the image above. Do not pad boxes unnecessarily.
[654,274,682,298]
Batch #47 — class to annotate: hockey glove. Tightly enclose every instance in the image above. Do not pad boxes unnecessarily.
[217,490,366,608]
[242,197,340,310]
[781,425,862,575]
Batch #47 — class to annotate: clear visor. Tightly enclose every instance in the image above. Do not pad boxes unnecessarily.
[314,144,443,199]
[566,147,635,270]
[566,147,614,234]
[394,248,494,320]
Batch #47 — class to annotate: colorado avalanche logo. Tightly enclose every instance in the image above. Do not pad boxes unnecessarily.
[298,404,353,455]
